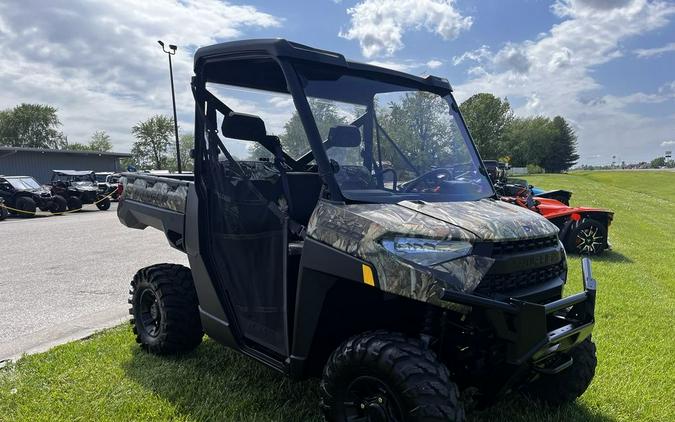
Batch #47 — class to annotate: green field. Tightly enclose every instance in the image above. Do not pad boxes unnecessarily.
[1,171,673,421]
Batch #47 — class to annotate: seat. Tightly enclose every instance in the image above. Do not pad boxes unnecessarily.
[285,172,323,226]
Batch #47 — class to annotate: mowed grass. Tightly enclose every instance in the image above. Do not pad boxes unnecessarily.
[1,170,673,421]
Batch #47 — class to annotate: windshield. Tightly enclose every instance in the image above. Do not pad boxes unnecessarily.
[296,69,493,203]
[7,177,41,190]
[55,174,95,183]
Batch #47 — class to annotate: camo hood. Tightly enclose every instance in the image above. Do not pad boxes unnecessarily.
[397,198,558,241]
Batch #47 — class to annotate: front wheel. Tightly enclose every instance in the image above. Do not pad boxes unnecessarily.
[67,196,83,211]
[522,338,597,405]
[15,197,36,217]
[50,195,68,213]
[129,264,203,354]
[321,331,465,422]
[0,203,8,220]
[96,196,111,211]
[568,218,607,255]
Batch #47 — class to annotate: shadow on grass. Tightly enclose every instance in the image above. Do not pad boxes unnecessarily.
[123,338,322,422]
[124,338,614,422]
[568,250,633,264]
[470,396,615,422]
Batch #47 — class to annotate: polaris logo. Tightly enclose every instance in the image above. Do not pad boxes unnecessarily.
[511,251,561,269]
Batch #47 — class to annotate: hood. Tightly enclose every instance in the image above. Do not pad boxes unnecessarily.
[397,198,558,241]
[70,181,98,191]
[24,186,52,196]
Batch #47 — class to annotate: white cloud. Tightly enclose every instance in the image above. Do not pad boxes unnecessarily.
[426,59,443,69]
[0,0,281,151]
[634,41,675,58]
[452,45,491,65]
[661,140,675,147]
[340,0,472,58]
[454,0,675,162]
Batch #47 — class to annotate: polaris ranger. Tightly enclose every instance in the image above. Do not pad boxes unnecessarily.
[0,175,67,216]
[118,39,598,421]
[49,170,111,211]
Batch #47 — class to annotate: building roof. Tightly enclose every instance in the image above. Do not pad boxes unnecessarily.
[0,146,131,157]
[52,170,96,176]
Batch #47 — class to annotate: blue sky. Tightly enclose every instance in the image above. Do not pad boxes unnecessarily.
[0,0,673,164]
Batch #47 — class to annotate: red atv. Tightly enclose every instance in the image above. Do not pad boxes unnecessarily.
[502,187,614,255]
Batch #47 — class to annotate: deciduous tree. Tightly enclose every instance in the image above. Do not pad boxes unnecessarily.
[0,103,67,149]
[131,115,174,169]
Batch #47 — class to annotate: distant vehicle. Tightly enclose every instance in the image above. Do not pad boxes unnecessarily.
[0,175,67,216]
[95,172,122,200]
[484,160,572,205]
[48,170,111,211]
[0,198,8,220]
[501,186,613,255]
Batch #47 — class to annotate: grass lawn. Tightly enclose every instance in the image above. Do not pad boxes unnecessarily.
[1,170,673,421]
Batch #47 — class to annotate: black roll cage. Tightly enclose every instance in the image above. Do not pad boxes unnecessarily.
[191,43,492,202]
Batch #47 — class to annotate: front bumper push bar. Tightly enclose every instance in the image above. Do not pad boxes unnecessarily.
[441,258,596,366]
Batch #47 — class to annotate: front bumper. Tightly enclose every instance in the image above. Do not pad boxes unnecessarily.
[441,258,596,367]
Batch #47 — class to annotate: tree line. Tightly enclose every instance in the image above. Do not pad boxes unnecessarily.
[460,93,579,172]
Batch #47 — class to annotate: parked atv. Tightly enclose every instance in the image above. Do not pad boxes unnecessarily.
[484,160,572,205]
[49,170,111,211]
[95,172,122,200]
[501,186,613,255]
[0,198,8,221]
[118,39,598,421]
[0,175,67,216]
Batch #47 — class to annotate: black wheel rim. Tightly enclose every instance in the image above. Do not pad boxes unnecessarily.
[138,288,161,337]
[343,376,404,422]
[576,224,603,254]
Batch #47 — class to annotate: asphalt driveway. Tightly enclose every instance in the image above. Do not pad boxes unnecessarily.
[0,203,188,361]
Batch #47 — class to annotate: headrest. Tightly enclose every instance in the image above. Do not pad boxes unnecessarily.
[327,125,361,148]
[221,112,266,141]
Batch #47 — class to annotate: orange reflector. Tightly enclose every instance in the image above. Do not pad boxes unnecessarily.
[571,213,581,221]
[362,264,375,286]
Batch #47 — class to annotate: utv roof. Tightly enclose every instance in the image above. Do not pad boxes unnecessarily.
[52,170,95,176]
[194,38,452,94]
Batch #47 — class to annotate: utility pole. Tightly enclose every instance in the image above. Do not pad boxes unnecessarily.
[158,40,182,173]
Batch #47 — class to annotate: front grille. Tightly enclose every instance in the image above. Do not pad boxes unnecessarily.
[474,235,565,295]
[490,235,559,256]
[477,261,565,294]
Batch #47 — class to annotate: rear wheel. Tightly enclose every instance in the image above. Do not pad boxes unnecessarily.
[96,196,111,211]
[568,218,607,255]
[522,338,597,405]
[66,196,82,211]
[15,197,36,217]
[129,263,203,354]
[50,195,68,213]
[0,203,8,220]
[321,331,465,422]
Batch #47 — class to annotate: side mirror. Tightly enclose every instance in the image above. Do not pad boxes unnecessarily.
[327,125,361,148]
[222,112,266,141]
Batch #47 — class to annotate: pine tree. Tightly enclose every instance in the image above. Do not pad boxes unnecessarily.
[546,116,579,172]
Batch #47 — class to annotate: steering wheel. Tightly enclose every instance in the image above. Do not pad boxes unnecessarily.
[380,168,398,191]
[401,168,453,193]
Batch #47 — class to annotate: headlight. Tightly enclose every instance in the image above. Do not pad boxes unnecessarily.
[380,237,473,266]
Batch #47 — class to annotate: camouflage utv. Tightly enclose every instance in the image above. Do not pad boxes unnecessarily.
[118,39,598,421]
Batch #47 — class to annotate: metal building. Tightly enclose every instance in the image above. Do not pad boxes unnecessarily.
[0,146,131,183]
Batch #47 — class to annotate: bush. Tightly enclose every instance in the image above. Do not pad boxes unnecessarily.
[527,164,544,174]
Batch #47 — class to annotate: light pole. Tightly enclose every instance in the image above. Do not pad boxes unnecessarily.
[158,40,182,173]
